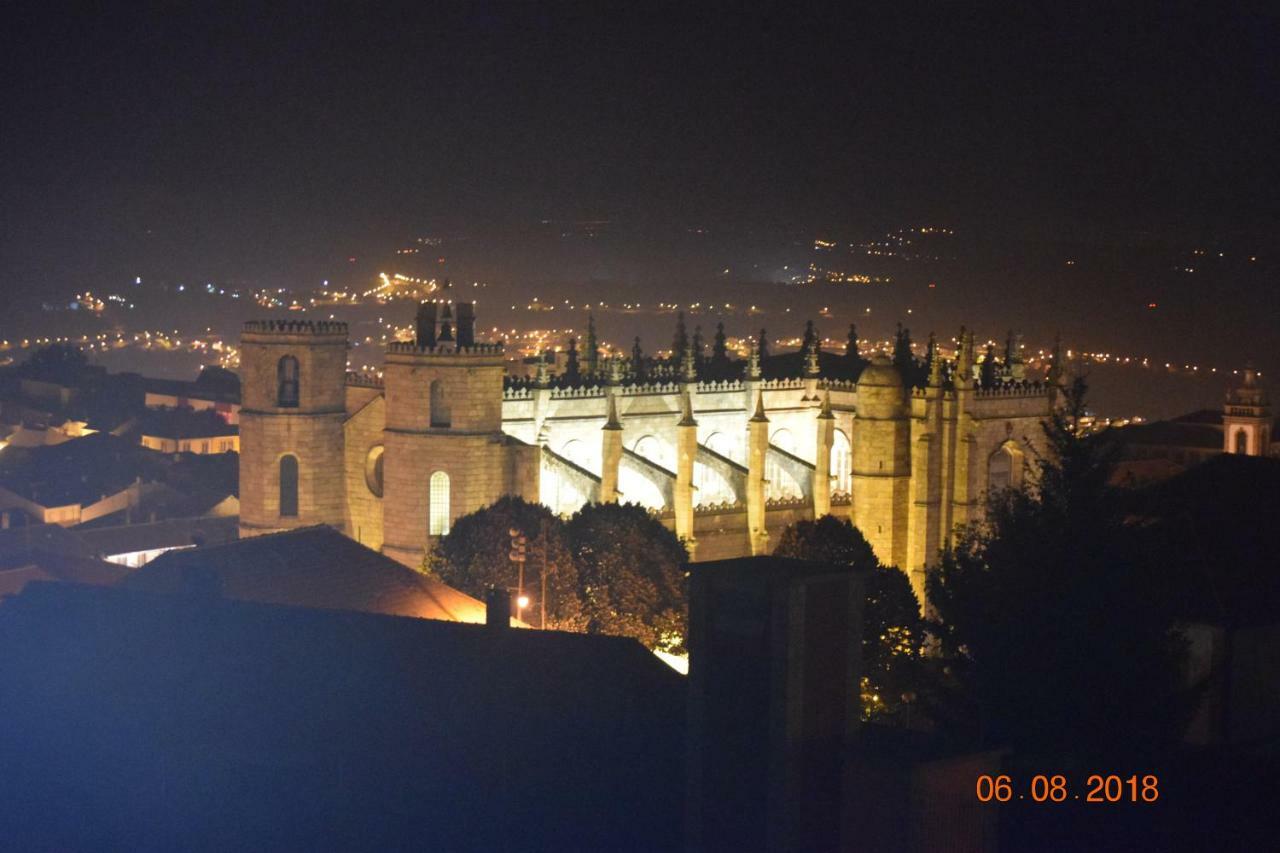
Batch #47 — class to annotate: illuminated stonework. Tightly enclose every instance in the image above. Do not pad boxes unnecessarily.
[239,310,1056,607]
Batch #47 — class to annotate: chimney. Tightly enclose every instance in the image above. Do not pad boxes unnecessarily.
[485,586,513,629]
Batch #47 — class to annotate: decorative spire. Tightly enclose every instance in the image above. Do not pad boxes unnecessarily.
[565,336,581,382]
[681,338,697,382]
[928,333,942,387]
[604,387,622,430]
[672,311,689,360]
[606,354,624,385]
[585,313,599,376]
[535,351,550,388]
[747,334,762,380]
[678,388,697,426]
[804,335,820,377]
[818,389,834,419]
[712,321,728,366]
[750,389,768,422]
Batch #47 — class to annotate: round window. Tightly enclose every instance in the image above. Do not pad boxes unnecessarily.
[364,445,385,498]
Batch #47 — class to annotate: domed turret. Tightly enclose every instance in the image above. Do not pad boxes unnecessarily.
[855,356,906,419]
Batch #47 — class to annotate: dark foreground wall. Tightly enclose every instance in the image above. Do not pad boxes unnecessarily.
[0,582,684,852]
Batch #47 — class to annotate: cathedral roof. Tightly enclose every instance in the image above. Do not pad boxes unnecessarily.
[123,525,487,623]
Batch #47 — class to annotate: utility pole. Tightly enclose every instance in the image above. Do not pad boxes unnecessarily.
[508,528,527,623]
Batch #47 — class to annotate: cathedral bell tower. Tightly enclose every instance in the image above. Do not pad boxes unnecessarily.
[1223,365,1272,456]
[238,320,349,537]
[381,293,505,568]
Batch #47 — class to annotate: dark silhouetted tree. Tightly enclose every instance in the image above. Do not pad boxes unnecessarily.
[773,515,931,722]
[631,337,645,381]
[585,314,599,375]
[757,328,770,359]
[928,378,1193,756]
[567,502,688,653]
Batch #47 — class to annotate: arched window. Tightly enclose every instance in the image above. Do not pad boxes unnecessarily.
[988,443,1023,493]
[430,379,451,427]
[429,471,450,536]
[1235,429,1249,455]
[831,429,852,494]
[767,428,801,499]
[279,454,299,517]
[277,356,300,408]
[632,435,669,468]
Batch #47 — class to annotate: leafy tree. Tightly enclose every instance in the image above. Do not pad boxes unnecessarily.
[892,323,914,374]
[430,496,585,630]
[928,379,1193,755]
[756,328,769,359]
[773,515,931,723]
[567,502,688,653]
[692,325,705,371]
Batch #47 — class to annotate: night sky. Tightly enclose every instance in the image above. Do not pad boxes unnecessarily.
[1,1,1276,352]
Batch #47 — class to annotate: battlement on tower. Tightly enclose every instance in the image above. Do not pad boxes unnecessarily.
[385,341,504,357]
[243,319,348,337]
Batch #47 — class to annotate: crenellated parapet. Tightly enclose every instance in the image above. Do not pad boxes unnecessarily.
[385,341,504,357]
[345,371,384,389]
[243,319,348,337]
[972,381,1047,399]
[550,385,607,400]
[696,378,746,393]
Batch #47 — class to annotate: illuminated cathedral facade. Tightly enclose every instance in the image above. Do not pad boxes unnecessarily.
[238,301,1058,604]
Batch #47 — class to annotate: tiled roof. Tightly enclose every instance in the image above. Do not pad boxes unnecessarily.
[123,525,489,623]
[0,523,97,569]
[76,515,240,557]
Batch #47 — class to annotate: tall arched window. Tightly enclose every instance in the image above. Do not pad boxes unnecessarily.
[279,454,299,517]
[277,356,300,408]
[767,428,801,499]
[831,429,852,494]
[429,471,450,535]
[987,443,1023,493]
[430,380,451,427]
[1235,429,1249,455]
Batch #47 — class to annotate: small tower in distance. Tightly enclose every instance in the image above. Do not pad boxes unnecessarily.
[238,319,349,537]
[1223,366,1272,456]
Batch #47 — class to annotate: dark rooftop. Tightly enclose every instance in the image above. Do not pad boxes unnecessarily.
[137,406,238,439]
[76,514,240,557]
[0,432,145,507]
[123,525,490,623]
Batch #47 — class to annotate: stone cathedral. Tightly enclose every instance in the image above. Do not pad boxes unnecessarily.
[239,299,1058,604]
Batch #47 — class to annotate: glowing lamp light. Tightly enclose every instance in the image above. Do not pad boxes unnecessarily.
[516,595,530,610]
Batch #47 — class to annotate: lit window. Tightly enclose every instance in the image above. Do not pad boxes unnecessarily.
[429,470,450,535]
